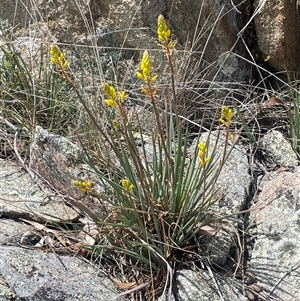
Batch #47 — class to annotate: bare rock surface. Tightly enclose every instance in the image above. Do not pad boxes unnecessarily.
[254,0,300,73]
[159,269,247,301]
[197,131,251,216]
[0,218,36,245]
[30,126,92,199]
[0,245,125,301]
[249,168,300,301]
[175,269,247,301]
[260,130,298,168]
[0,158,79,223]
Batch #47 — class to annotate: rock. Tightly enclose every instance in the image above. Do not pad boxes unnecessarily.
[0,245,126,301]
[158,269,248,301]
[0,158,79,223]
[198,131,251,217]
[249,167,300,301]
[175,269,247,301]
[30,126,97,200]
[93,0,253,98]
[0,0,253,98]
[260,130,298,168]
[0,276,22,301]
[254,0,300,73]
[0,219,36,245]
[206,224,237,267]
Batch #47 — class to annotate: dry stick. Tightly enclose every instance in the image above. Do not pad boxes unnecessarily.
[204,258,225,301]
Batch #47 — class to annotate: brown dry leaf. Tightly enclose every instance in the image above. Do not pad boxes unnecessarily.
[114,282,137,290]
[199,225,217,236]
[20,218,68,247]
[261,97,282,108]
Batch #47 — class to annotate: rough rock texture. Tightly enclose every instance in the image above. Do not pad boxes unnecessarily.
[254,0,300,73]
[175,270,247,301]
[198,131,251,216]
[30,126,92,199]
[260,130,298,168]
[0,245,125,301]
[159,269,248,301]
[0,0,253,83]
[249,168,300,301]
[0,219,36,245]
[90,0,253,88]
[0,158,79,223]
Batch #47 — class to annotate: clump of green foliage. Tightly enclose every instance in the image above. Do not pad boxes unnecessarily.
[0,43,77,136]
[47,15,235,300]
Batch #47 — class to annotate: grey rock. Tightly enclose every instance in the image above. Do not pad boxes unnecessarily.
[260,130,298,167]
[0,276,22,301]
[0,219,36,245]
[198,131,251,216]
[0,245,125,301]
[0,158,79,223]
[207,225,237,267]
[254,0,300,73]
[30,126,101,200]
[249,168,300,301]
[175,269,247,301]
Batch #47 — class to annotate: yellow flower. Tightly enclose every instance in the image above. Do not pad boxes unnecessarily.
[104,98,117,108]
[137,50,157,82]
[141,50,151,78]
[121,178,134,191]
[103,82,117,100]
[73,179,93,193]
[157,14,171,42]
[219,106,233,127]
[197,142,210,168]
[119,91,127,102]
[49,44,69,70]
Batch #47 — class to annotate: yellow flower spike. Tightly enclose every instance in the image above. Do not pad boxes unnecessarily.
[102,82,117,100]
[140,50,151,79]
[197,142,210,168]
[119,91,127,103]
[73,179,93,193]
[121,178,134,191]
[104,98,117,108]
[62,60,69,69]
[157,14,171,42]
[49,44,68,70]
[219,106,233,126]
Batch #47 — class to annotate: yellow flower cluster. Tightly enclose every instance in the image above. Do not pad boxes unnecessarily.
[49,44,69,70]
[121,178,134,191]
[102,82,127,108]
[136,51,157,84]
[198,142,210,168]
[157,14,171,42]
[219,106,233,127]
[73,179,93,193]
